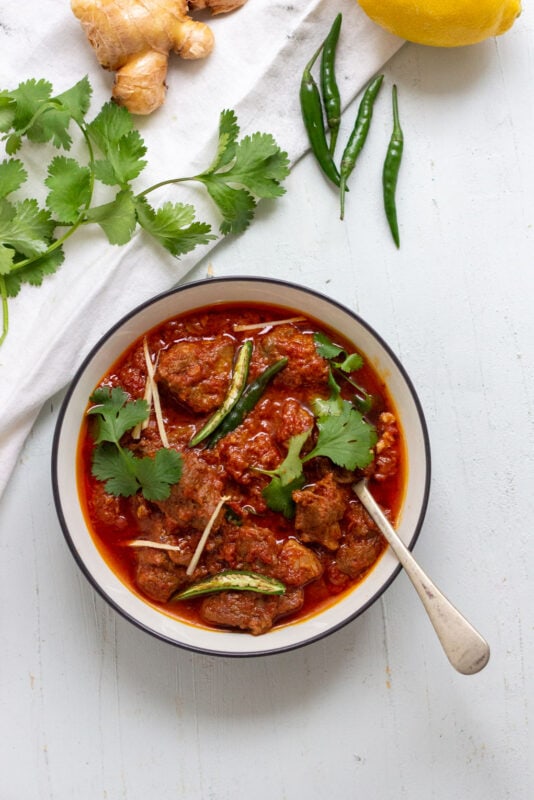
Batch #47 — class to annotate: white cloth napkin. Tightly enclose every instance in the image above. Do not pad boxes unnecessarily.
[0,0,402,497]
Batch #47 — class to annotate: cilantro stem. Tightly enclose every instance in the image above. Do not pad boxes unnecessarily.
[0,277,9,348]
[135,177,190,198]
[7,119,97,277]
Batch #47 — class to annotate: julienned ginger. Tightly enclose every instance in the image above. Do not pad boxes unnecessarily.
[71,0,248,115]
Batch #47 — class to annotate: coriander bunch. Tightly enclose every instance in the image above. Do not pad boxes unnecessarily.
[0,76,290,346]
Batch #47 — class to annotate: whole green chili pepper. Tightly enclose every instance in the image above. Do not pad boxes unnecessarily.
[339,74,384,220]
[320,13,342,156]
[208,357,288,447]
[300,44,341,187]
[382,84,404,248]
[189,340,253,447]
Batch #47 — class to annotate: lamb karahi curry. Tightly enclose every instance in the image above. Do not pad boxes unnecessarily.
[78,303,404,635]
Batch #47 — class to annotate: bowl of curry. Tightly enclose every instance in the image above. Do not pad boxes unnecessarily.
[52,277,431,656]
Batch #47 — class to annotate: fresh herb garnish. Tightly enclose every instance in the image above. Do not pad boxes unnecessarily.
[314,331,373,414]
[0,77,290,345]
[258,402,377,518]
[88,386,182,501]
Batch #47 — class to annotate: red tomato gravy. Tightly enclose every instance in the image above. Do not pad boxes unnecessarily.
[78,303,405,634]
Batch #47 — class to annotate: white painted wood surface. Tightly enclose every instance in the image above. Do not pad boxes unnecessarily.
[1,16,533,800]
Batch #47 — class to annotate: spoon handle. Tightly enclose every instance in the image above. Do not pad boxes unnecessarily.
[353,480,490,675]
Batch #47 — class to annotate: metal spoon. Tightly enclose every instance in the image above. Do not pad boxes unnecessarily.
[353,479,490,675]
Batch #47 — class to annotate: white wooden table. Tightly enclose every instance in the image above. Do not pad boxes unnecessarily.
[1,18,533,800]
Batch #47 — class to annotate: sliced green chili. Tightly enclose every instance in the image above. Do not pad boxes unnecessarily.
[189,339,253,447]
[320,13,342,156]
[339,74,384,220]
[300,42,341,187]
[207,356,288,448]
[383,84,404,248]
[172,570,286,600]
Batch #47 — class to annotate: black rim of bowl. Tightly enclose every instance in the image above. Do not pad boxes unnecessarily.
[51,276,432,658]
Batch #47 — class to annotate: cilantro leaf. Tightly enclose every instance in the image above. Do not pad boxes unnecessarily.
[92,443,141,497]
[314,331,363,369]
[0,245,15,275]
[87,102,147,185]
[26,105,73,149]
[2,247,64,294]
[206,109,239,172]
[86,189,138,245]
[339,352,364,372]
[314,331,344,360]
[311,370,345,417]
[5,134,22,155]
[135,197,215,256]
[304,404,377,470]
[133,448,183,501]
[8,79,53,131]
[262,474,305,519]
[88,101,133,145]
[0,159,27,199]
[0,95,16,132]
[202,181,255,236]
[258,429,310,519]
[313,331,371,413]
[92,443,183,500]
[88,387,149,444]
[54,76,92,125]
[220,132,290,198]
[88,386,183,500]
[45,156,91,224]
[194,112,290,235]
[0,198,54,258]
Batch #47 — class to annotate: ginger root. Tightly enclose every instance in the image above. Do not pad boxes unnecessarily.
[71,0,248,115]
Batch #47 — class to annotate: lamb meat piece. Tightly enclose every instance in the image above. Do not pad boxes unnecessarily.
[335,498,386,579]
[156,336,234,414]
[206,525,322,588]
[343,499,380,539]
[273,397,314,445]
[135,547,187,602]
[335,535,385,580]
[293,473,347,551]
[274,538,323,586]
[258,325,329,389]
[154,451,226,532]
[89,482,128,530]
[215,414,281,484]
[230,524,280,571]
[200,588,304,635]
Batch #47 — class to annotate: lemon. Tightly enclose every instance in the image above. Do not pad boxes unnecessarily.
[357,0,521,47]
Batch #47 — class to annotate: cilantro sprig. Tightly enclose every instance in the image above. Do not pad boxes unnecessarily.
[314,331,374,414]
[0,77,290,345]
[88,387,182,501]
[258,401,377,519]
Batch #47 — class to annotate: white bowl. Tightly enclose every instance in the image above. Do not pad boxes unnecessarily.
[52,277,431,656]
